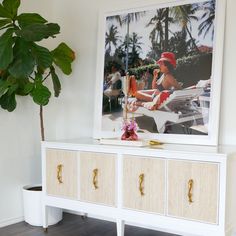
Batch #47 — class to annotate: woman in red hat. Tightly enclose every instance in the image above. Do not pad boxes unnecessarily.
[128,52,182,110]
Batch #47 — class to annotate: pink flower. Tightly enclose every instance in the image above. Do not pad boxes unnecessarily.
[121,119,138,132]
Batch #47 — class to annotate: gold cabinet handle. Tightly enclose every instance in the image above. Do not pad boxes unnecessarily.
[139,173,145,196]
[93,168,98,189]
[188,179,194,204]
[57,164,63,184]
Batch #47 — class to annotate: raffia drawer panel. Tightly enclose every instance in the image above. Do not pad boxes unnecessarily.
[80,152,116,206]
[123,155,165,214]
[46,149,78,199]
[168,160,219,223]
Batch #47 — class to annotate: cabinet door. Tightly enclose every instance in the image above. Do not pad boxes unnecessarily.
[123,155,165,214]
[46,149,78,199]
[168,160,219,223]
[80,152,116,206]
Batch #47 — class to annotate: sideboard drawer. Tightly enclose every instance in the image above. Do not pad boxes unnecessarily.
[80,152,116,206]
[46,149,78,199]
[168,160,219,223]
[123,155,165,214]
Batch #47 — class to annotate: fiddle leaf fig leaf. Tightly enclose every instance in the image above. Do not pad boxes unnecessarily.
[0,19,11,28]
[4,76,19,95]
[0,28,14,70]
[31,84,51,106]
[50,67,61,97]
[6,78,17,94]
[0,4,12,19]
[51,43,75,75]
[0,79,9,97]
[2,0,20,19]
[22,81,34,94]
[0,0,75,117]
[34,72,43,84]
[7,83,18,95]
[0,92,16,111]
[17,13,47,28]
[16,23,60,42]
[15,78,34,96]
[31,43,53,70]
[8,38,35,78]
[0,76,20,97]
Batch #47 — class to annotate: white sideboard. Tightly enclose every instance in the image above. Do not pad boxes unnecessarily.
[41,138,236,236]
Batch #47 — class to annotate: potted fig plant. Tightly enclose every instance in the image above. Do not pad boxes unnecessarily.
[0,0,75,226]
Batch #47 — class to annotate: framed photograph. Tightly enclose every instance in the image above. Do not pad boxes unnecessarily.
[93,0,226,145]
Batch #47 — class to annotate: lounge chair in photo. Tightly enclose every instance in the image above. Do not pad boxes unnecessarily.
[130,87,205,133]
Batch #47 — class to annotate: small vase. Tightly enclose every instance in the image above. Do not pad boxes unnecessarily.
[121,128,138,141]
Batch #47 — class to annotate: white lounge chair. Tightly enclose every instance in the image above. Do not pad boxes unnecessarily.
[131,88,205,133]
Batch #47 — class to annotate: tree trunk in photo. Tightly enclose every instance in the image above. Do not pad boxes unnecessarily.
[186,25,200,52]
[164,8,169,51]
[125,14,130,73]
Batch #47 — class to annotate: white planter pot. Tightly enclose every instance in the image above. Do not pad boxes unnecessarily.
[23,185,62,226]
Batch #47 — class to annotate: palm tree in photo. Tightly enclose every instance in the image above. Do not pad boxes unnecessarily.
[106,15,122,26]
[129,32,143,67]
[171,4,200,52]
[198,0,215,40]
[147,9,168,52]
[168,31,193,57]
[119,32,143,68]
[146,43,162,60]
[122,11,145,72]
[105,25,120,56]
[164,7,170,51]
[114,45,126,65]
[106,12,145,72]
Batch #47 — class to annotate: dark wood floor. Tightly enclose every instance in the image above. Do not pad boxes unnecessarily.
[0,213,180,236]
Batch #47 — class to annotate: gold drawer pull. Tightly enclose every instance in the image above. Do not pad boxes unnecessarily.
[93,168,98,189]
[57,164,63,184]
[188,179,194,204]
[139,173,145,196]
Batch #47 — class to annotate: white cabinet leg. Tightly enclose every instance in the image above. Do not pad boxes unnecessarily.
[116,219,125,236]
[42,205,48,232]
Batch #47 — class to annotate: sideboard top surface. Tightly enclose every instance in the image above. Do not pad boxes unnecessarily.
[42,138,236,158]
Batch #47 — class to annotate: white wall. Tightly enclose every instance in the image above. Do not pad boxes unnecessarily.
[219,0,236,144]
[0,0,236,227]
[44,0,102,140]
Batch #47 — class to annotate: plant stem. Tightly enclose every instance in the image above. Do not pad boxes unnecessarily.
[42,72,51,82]
[40,105,45,141]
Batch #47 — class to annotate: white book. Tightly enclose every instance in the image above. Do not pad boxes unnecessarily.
[99,138,148,147]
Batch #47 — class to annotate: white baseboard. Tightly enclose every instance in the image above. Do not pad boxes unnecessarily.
[0,216,24,228]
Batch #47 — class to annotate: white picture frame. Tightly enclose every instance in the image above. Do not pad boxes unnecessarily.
[93,0,226,146]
